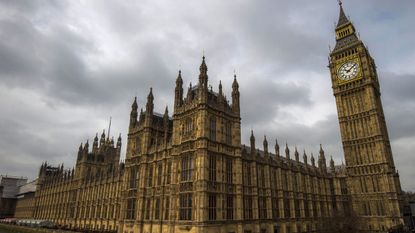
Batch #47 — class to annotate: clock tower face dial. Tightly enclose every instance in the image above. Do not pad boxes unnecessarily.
[337,61,359,81]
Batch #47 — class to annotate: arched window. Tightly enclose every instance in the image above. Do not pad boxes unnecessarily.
[184,118,193,135]
[225,121,232,144]
[210,117,216,141]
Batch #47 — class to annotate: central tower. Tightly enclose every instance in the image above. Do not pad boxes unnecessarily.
[328,2,403,231]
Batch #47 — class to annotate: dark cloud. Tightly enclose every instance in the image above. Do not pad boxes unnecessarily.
[0,0,414,192]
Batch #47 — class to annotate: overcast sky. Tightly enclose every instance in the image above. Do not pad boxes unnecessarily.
[0,0,414,191]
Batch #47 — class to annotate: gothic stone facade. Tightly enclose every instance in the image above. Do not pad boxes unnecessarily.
[27,3,403,233]
[32,135,124,232]
[328,2,403,232]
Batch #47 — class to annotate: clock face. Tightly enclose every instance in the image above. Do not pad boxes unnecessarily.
[337,61,359,81]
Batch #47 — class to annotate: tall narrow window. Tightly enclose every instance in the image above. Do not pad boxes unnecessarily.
[210,117,216,141]
[181,155,193,182]
[184,118,193,135]
[157,163,163,186]
[145,199,151,219]
[295,199,300,218]
[272,198,279,219]
[226,121,232,144]
[208,194,217,220]
[304,200,309,218]
[209,155,216,181]
[226,195,234,220]
[244,162,251,186]
[146,164,153,187]
[166,161,172,184]
[284,198,291,218]
[155,198,160,220]
[259,197,267,219]
[226,158,233,184]
[129,167,137,188]
[126,198,135,219]
[179,193,192,220]
[244,196,253,219]
[164,197,170,220]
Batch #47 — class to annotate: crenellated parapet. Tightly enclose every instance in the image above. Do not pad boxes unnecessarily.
[241,130,341,177]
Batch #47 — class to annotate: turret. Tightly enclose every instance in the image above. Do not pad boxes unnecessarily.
[163,106,169,143]
[174,70,183,110]
[311,153,315,167]
[130,97,138,129]
[146,88,154,116]
[285,143,290,160]
[330,156,335,173]
[294,147,299,162]
[318,144,327,172]
[250,130,255,155]
[232,74,240,113]
[139,108,144,123]
[263,135,268,154]
[198,56,208,102]
[303,150,308,164]
[219,80,223,96]
[100,130,106,146]
[274,139,280,157]
[93,133,98,151]
[77,143,83,161]
[84,140,89,153]
[144,88,154,128]
[117,133,122,149]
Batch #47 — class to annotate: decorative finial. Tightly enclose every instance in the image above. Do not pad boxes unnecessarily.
[107,116,112,140]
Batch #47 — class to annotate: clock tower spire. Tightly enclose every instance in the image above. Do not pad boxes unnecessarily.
[329,2,403,232]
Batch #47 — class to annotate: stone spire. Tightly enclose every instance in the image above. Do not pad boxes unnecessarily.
[93,133,98,151]
[275,139,280,157]
[117,133,122,148]
[294,146,299,162]
[232,73,240,113]
[130,96,138,129]
[285,143,290,159]
[303,150,308,164]
[318,144,327,172]
[330,156,335,173]
[163,106,169,143]
[263,135,268,154]
[311,153,315,167]
[337,0,349,27]
[250,130,255,155]
[100,130,105,145]
[199,56,208,89]
[84,140,89,152]
[174,70,183,109]
[146,88,154,116]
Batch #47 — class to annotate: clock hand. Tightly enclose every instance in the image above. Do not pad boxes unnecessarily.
[346,64,357,72]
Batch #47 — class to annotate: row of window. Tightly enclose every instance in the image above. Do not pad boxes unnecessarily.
[129,155,235,188]
[243,196,329,219]
[209,155,233,183]
[244,162,330,194]
[209,117,232,144]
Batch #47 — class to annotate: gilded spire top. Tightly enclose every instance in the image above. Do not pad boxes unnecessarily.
[337,0,350,27]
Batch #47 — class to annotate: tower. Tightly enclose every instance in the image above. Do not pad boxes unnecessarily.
[169,56,242,229]
[329,2,403,231]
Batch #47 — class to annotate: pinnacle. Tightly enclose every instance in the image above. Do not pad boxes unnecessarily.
[337,1,350,27]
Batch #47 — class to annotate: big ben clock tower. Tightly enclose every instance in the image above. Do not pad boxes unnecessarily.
[329,1,403,231]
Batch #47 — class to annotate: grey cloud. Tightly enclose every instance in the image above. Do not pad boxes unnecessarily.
[0,0,414,192]
[240,79,312,126]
